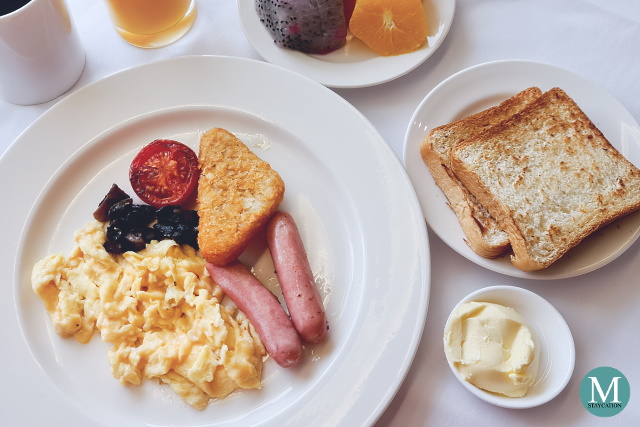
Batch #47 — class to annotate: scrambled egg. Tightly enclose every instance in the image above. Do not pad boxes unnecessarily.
[32,220,266,409]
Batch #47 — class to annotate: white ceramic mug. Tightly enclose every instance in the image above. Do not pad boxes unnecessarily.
[0,0,85,105]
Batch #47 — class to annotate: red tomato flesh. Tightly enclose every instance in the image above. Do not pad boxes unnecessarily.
[129,139,199,208]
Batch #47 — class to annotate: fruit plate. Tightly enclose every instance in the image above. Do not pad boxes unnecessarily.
[238,0,456,88]
[403,59,640,280]
[2,55,430,426]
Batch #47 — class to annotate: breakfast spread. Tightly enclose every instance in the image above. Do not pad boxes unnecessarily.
[444,301,539,398]
[7,0,639,421]
[256,0,428,57]
[31,127,328,408]
[423,87,640,271]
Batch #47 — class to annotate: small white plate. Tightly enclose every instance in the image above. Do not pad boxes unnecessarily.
[237,0,455,88]
[443,285,575,409]
[403,59,640,279]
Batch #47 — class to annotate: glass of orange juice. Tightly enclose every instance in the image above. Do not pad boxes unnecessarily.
[103,0,196,48]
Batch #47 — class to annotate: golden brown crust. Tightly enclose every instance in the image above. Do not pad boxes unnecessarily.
[419,87,542,258]
[197,128,285,266]
[421,138,506,258]
[451,88,640,271]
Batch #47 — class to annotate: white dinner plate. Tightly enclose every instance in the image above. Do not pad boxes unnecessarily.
[403,59,640,280]
[238,0,455,88]
[444,286,575,409]
[2,56,430,426]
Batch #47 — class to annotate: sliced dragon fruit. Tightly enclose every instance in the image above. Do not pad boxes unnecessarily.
[255,0,347,54]
[343,0,356,24]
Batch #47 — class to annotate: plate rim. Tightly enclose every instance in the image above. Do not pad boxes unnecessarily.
[2,55,430,426]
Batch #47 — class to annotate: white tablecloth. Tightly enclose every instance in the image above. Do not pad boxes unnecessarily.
[2,1,639,426]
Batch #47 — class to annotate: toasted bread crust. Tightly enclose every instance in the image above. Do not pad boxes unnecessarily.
[420,87,542,258]
[197,128,285,266]
[451,88,640,271]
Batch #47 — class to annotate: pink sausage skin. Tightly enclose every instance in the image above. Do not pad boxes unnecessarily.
[266,211,328,344]
[206,261,303,368]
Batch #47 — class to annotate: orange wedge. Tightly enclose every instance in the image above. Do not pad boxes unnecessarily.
[349,0,428,56]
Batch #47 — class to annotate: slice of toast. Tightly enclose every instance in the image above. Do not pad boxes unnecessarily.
[420,87,542,258]
[450,88,640,271]
[197,128,285,266]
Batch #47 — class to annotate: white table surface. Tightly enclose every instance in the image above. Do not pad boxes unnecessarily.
[2,0,639,426]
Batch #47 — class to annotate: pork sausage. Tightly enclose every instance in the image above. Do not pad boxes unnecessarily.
[206,261,303,368]
[266,211,328,344]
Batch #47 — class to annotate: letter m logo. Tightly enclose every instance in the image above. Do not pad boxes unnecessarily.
[589,376,621,403]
